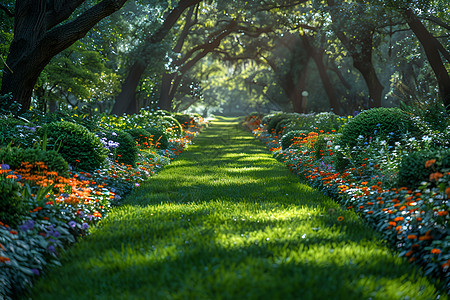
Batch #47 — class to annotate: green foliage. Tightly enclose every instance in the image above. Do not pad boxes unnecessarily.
[162,115,182,136]
[40,122,107,171]
[28,118,443,299]
[313,134,333,160]
[340,108,422,149]
[0,147,69,177]
[398,149,450,188]
[313,112,347,133]
[125,128,153,145]
[266,113,294,134]
[107,130,138,166]
[37,41,120,108]
[0,176,26,227]
[145,127,169,149]
[280,130,308,150]
[173,113,192,128]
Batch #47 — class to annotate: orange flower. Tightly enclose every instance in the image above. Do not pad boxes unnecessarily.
[405,250,414,257]
[425,159,436,168]
[442,260,450,269]
[407,235,417,239]
[437,211,448,216]
[395,225,402,231]
[0,243,5,251]
[367,211,373,214]
[0,256,10,263]
[9,230,17,235]
[337,216,344,221]
[430,248,441,254]
[388,221,397,226]
[446,187,450,199]
[429,172,443,181]
[419,235,433,241]
[394,217,404,222]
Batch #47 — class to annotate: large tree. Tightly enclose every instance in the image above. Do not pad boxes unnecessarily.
[111,0,202,115]
[0,0,129,114]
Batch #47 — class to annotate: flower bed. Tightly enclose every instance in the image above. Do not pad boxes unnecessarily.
[0,110,207,299]
[246,113,449,293]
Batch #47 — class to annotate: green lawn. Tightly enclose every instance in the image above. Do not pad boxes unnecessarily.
[27,117,445,299]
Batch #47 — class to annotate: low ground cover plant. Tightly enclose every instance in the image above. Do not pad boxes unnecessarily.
[247,108,449,293]
[0,109,207,299]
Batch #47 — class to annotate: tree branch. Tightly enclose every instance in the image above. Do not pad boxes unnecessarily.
[46,0,86,31]
[420,15,450,31]
[41,0,128,59]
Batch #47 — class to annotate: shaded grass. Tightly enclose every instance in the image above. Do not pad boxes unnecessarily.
[27,117,445,299]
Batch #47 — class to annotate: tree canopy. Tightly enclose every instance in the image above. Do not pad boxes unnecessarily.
[1,0,448,115]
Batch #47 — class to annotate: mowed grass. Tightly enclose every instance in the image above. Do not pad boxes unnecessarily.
[27,117,445,299]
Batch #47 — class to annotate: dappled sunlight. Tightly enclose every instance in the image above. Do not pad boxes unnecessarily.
[29,119,443,299]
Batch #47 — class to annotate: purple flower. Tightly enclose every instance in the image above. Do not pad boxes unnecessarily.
[0,164,10,170]
[48,245,56,253]
[31,268,40,276]
[68,221,77,228]
[52,230,61,238]
[19,220,35,232]
[82,223,89,230]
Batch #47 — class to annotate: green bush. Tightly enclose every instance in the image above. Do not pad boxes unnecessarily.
[339,108,422,149]
[0,147,69,177]
[280,130,308,150]
[398,149,450,188]
[275,117,295,135]
[107,130,138,166]
[40,121,107,171]
[0,176,26,227]
[173,113,191,128]
[0,118,39,148]
[266,113,294,134]
[125,128,150,143]
[313,134,333,160]
[145,127,169,149]
[162,116,182,136]
[313,112,346,133]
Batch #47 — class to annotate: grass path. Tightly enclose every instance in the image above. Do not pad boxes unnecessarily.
[28,117,443,299]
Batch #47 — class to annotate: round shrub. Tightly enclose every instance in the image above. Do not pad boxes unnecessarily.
[162,116,182,136]
[275,117,295,135]
[106,130,138,166]
[398,149,450,188]
[0,176,26,227]
[313,134,333,160]
[145,127,169,149]
[125,128,152,146]
[281,130,308,150]
[173,113,191,128]
[0,147,69,177]
[266,113,293,134]
[40,121,107,171]
[339,108,422,149]
[313,112,346,133]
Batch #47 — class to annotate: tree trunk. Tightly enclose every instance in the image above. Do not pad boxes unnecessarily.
[405,8,450,111]
[111,61,146,115]
[0,0,128,114]
[300,34,340,114]
[159,72,175,111]
[353,56,383,108]
[326,0,383,109]
[112,1,200,115]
